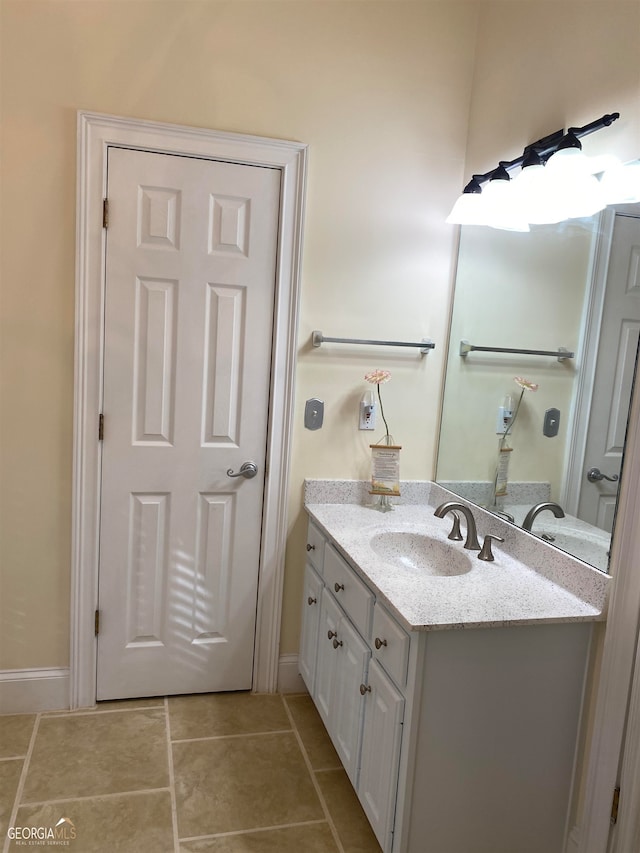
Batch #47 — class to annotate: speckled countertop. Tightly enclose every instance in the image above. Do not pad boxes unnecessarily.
[305,481,611,633]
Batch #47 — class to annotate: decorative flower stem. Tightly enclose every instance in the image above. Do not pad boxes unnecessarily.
[499,387,525,447]
[364,369,392,444]
[377,383,390,442]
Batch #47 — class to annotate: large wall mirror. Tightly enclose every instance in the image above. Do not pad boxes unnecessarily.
[436,176,640,574]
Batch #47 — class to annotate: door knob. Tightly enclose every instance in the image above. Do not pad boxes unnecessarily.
[586,467,619,483]
[226,461,258,479]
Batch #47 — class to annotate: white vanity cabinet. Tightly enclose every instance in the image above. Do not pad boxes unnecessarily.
[298,562,323,689]
[300,522,410,850]
[298,522,326,689]
[358,658,405,845]
[299,517,594,853]
[316,588,370,784]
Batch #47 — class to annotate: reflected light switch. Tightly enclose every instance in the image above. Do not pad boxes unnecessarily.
[543,407,561,438]
[305,398,324,430]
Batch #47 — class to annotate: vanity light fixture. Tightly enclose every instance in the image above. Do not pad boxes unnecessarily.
[447,112,621,229]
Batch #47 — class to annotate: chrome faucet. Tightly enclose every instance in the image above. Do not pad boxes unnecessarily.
[434,501,480,550]
[521,501,565,532]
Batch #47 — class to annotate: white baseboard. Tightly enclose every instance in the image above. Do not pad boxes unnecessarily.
[566,824,580,853]
[0,659,303,713]
[277,654,307,694]
[0,668,70,714]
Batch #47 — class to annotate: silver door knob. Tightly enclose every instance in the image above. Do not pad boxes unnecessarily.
[226,461,258,479]
[586,467,619,483]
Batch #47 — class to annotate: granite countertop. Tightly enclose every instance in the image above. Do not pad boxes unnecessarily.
[305,483,611,632]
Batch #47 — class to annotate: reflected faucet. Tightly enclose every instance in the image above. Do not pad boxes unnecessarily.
[434,501,480,550]
[489,508,515,523]
[522,501,565,532]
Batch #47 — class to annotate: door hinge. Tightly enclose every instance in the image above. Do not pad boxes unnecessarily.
[94,609,100,636]
[102,198,109,229]
[98,413,104,441]
[611,785,621,825]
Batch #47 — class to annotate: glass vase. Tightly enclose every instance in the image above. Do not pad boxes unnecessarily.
[371,433,396,513]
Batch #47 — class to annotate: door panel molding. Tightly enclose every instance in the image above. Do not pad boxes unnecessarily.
[72,111,306,708]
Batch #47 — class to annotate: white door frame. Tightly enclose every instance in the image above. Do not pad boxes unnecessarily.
[71,111,307,709]
[578,328,640,851]
[561,209,614,516]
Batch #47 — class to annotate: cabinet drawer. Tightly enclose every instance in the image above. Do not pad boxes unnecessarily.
[324,544,373,638]
[372,602,410,688]
[306,521,325,574]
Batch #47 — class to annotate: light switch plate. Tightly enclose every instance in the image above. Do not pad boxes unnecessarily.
[305,398,324,430]
[543,407,560,437]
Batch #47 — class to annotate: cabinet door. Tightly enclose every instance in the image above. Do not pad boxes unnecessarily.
[331,614,371,786]
[314,589,342,726]
[299,563,323,692]
[358,658,405,851]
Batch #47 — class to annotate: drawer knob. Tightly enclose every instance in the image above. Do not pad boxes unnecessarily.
[374,637,388,650]
[307,596,317,606]
[360,683,371,695]
[306,543,315,552]
[334,582,345,593]
[327,630,337,640]
[332,637,343,649]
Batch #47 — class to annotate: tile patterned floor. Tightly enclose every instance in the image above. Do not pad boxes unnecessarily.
[0,693,382,853]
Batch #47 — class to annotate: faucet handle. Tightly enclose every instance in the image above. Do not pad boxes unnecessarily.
[478,534,505,562]
[447,511,464,542]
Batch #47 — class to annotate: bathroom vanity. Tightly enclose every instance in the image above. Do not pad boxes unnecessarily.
[298,484,610,853]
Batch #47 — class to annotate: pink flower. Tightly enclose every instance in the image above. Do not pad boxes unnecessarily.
[514,376,539,392]
[365,369,391,385]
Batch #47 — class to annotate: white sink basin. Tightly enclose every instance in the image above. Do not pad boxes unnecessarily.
[538,529,610,571]
[370,531,472,576]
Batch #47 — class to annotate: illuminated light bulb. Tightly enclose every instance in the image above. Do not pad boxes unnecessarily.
[446,191,486,225]
[481,177,530,232]
[512,162,568,225]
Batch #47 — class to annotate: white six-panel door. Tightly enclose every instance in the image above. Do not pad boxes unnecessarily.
[577,213,640,531]
[96,147,280,699]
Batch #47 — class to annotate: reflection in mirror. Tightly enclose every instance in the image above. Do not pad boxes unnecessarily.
[437,181,640,574]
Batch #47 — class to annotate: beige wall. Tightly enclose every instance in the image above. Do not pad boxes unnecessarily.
[0,0,478,668]
[1,1,639,677]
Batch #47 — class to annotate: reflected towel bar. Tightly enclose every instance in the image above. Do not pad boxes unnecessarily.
[313,331,434,356]
[459,340,574,362]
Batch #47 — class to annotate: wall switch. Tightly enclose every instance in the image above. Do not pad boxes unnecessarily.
[543,407,560,437]
[359,400,376,430]
[304,398,324,430]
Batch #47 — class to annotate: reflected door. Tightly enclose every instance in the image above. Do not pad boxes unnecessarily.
[578,212,640,531]
[96,147,280,699]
